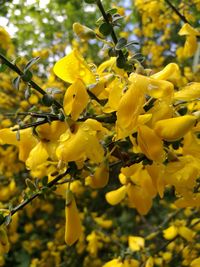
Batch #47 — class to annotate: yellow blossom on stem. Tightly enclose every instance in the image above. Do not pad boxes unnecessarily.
[63,79,89,120]
[53,49,96,85]
[65,190,82,246]
[154,115,196,141]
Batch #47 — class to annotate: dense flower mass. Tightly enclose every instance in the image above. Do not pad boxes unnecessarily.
[0,0,200,266]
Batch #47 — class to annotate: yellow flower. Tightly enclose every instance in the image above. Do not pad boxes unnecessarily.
[56,119,105,163]
[63,78,89,120]
[174,82,200,101]
[163,225,178,240]
[85,162,109,189]
[65,190,82,246]
[154,115,196,141]
[178,23,200,57]
[26,142,49,170]
[163,223,195,242]
[53,49,96,85]
[137,124,165,162]
[190,257,200,267]
[105,185,127,205]
[116,81,145,139]
[73,22,96,40]
[151,63,180,83]
[129,73,174,99]
[94,217,113,229]
[102,259,123,267]
[36,121,68,141]
[0,128,38,161]
[0,227,10,255]
[128,236,145,251]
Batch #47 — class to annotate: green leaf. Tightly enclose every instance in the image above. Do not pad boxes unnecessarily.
[21,70,33,82]
[0,64,7,72]
[24,57,40,71]
[42,176,48,186]
[12,76,21,90]
[116,55,126,69]
[108,48,118,57]
[4,214,12,226]
[42,94,54,107]
[115,38,127,50]
[24,86,32,100]
[106,8,118,15]
[99,22,112,36]
[25,178,36,191]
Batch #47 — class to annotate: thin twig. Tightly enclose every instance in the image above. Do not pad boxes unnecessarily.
[164,0,189,24]
[7,169,71,218]
[0,53,62,109]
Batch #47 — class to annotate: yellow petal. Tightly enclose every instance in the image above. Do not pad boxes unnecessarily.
[190,257,200,267]
[63,79,89,120]
[123,259,139,267]
[154,115,196,141]
[178,23,200,36]
[102,259,123,267]
[178,226,194,242]
[0,227,10,254]
[127,185,153,215]
[86,162,109,189]
[105,185,127,205]
[145,257,154,267]
[56,120,104,163]
[137,125,165,162]
[65,192,82,246]
[183,35,198,57]
[174,83,200,101]
[128,236,145,251]
[0,128,37,161]
[26,142,49,170]
[163,225,178,240]
[53,49,95,85]
[73,22,96,40]
[116,82,145,139]
[129,73,174,99]
[36,121,68,141]
[150,63,180,82]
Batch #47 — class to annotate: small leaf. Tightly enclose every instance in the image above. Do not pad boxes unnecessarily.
[108,48,118,57]
[4,214,12,226]
[99,22,112,36]
[106,8,118,15]
[112,14,124,23]
[21,70,33,82]
[46,87,62,95]
[12,56,22,65]
[115,38,127,50]
[25,178,36,191]
[12,76,21,90]
[24,85,32,100]
[116,55,126,69]
[125,41,139,48]
[24,57,40,71]
[0,64,7,72]
[42,94,54,107]
[42,176,48,186]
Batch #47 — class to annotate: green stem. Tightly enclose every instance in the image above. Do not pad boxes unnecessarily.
[9,169,71,218]
[96,0,125,59]
[164,0,189,24]
[0,53,62,109]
